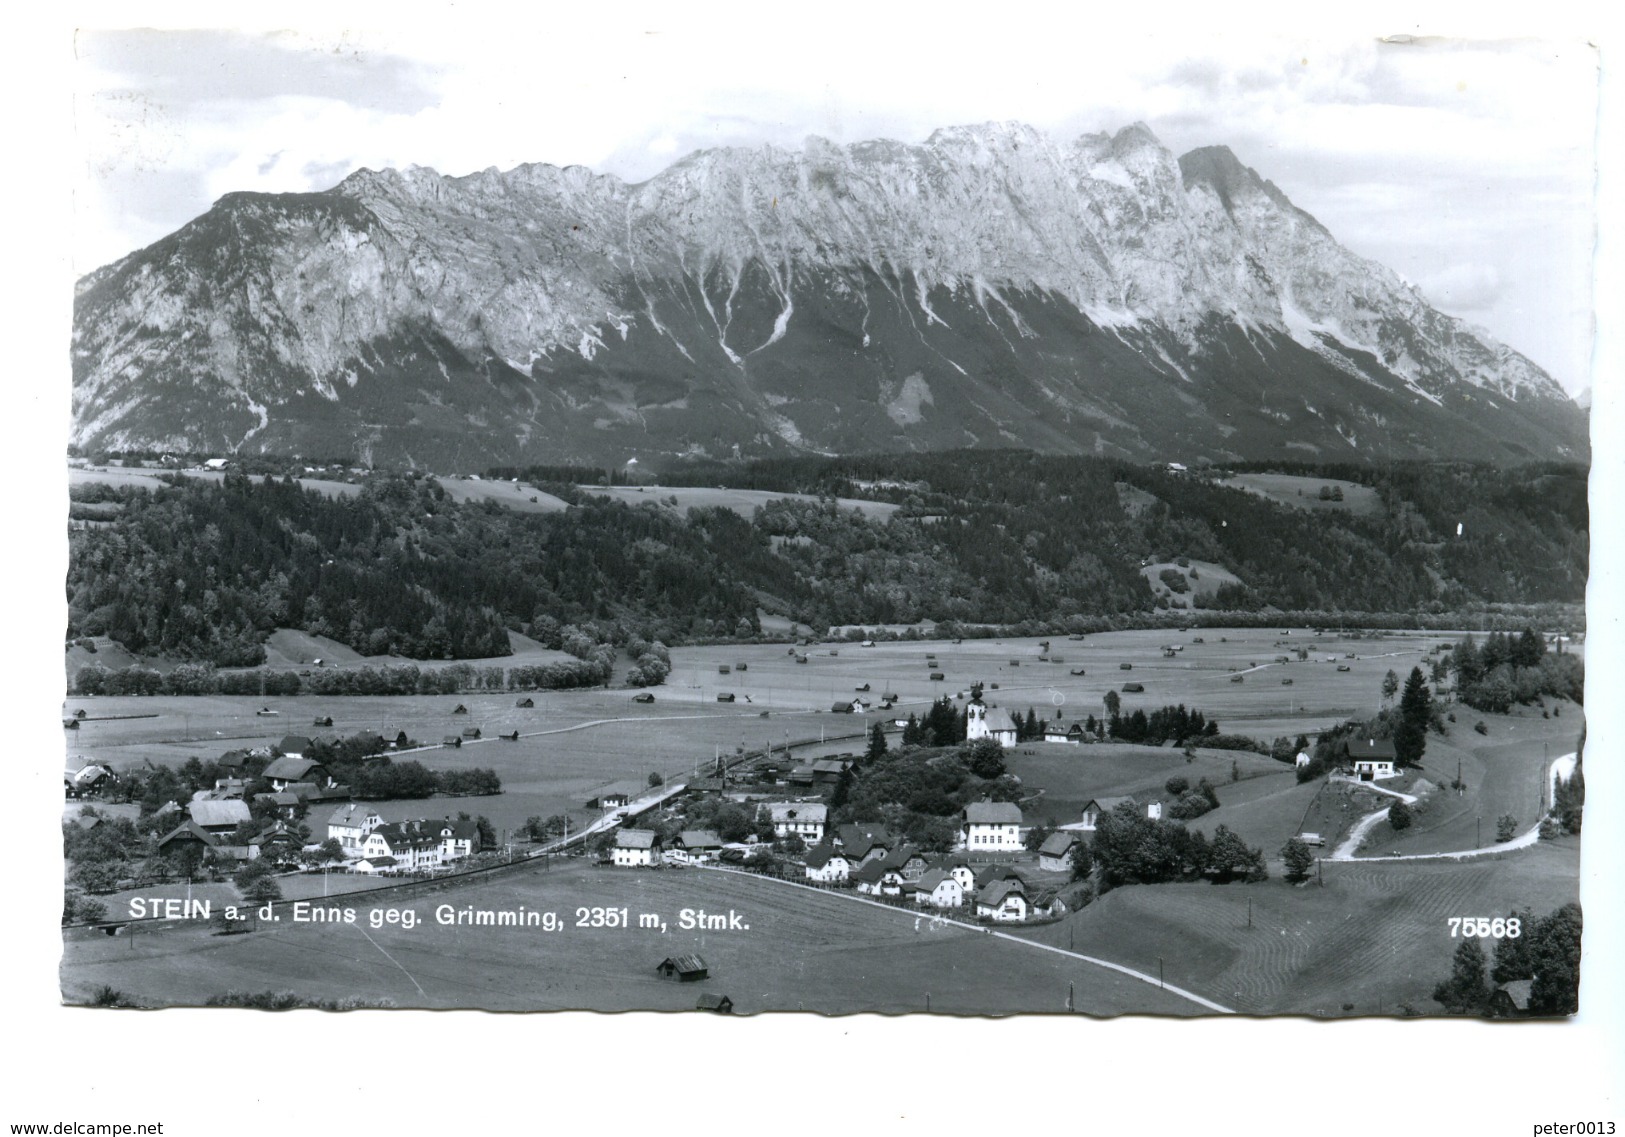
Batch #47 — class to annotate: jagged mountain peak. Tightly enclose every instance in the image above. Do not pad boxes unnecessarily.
[71,121,1586,469]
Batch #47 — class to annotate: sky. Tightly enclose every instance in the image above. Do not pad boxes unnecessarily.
[68,18,1602,395]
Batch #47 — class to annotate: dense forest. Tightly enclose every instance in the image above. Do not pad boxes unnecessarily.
[67,453,1587,665]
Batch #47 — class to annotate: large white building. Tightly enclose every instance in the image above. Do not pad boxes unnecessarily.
[762,802,828,845]
[327,803,383,852]
[962,801,1024,851]
[612,829,662,867]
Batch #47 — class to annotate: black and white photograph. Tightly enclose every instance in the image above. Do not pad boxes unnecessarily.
[11,4,1624,1131]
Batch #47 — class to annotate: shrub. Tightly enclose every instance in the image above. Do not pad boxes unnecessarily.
[1539,818,1561,840]
[1164,775,1190,796]
[1280,837,1315,883]
[1495,814,1517,842]
[1388,800,1413,831]
[1474,721,1489,735]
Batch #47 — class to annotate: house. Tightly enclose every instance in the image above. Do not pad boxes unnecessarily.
[695,993,734,1013]
[211,778,249,800]
[1079,795,1157,831]
[354,855,400,875]
[251,791,302,819]
[202,457,230,471]
[762,802,827,845]
[612,829,662,867]
[655,954,709,981]
[973,863,1027,889]
[965,700,1018,748]
[670,830,723,863]
[940,856,978,895]
[810,758,852,784]
[1295,750,1312,769]
[1487,979,1534,1018]
[803,845,852,883]
[253,823,302,863]
[1037,831,1081,872]
[276,735,314,759]
[904,868,964,908]
[427,817,481,860]
[262,755,332,791]
[1342,738,1399,781]
[1042,722,1077,745]
[1029,888,1067,918]
[833,824,894,865]
[852,859,906,897]
[962,801,1023,851]
[975,878,1029,922]
[361,822,445,872]
[327,803,383,852]
[586,782,645,811]
[881,846,930,881]
[63,762,113,798]
[186,798,252,834]
[156,820,224,855]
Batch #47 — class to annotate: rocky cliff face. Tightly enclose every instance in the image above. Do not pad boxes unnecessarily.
[72,122,1587,468]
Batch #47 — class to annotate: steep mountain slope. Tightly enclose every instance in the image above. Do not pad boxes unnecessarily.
[72,122,1587,468]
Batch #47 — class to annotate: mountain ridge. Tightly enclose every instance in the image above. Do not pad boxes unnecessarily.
[72,121,1587,469]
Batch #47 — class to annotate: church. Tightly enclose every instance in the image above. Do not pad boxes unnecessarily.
[965,698,1019,748]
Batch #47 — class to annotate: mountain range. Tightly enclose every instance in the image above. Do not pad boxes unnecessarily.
[71,122,1588,469]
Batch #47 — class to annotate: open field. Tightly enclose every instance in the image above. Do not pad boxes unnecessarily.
[1140,559,1243,602]
[70,466,572,513]
[1005,743,1284,827]
[579,483,901,521]
[1218,472,1384,516]
[60,860,1200,1015]
[63,626,1521,836]
[1019,837,1580,1015]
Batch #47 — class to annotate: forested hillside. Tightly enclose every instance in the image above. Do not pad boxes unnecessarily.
[66,454,1587,665]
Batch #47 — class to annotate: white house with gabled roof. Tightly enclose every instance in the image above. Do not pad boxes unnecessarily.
[962,800,1023,851]
[965,700,1018,748]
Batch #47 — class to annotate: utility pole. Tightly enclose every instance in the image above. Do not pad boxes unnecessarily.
[1158,957,1164,989]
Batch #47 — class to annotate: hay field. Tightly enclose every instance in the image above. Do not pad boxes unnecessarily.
[1020,838,1580,1015]
[61,860,1201,1016]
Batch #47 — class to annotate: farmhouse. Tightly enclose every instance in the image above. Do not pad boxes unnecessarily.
[962,801,1023,851]
[810,758,853,784]
[941,856,978,894]
[276,735,314,759]
[965,700,1018,748]
[656,955,709,981]
[803,845,852,883]
[1342,738,1399,781]
[63,762,113,798]
[1037,831,1081,872]
[612,829,662,867]
[186,798,252,834]
[262,755,333,791]
[327,803,383,851]
[763,802,828,844]
[904,868,964,909]
[670,830,723,863]
[975,878,1029,922]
